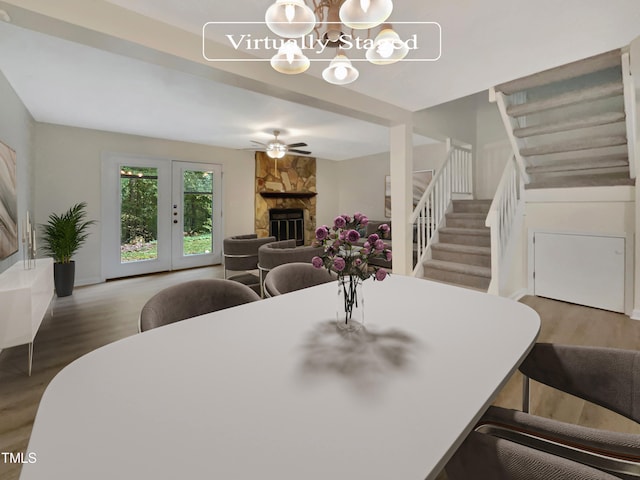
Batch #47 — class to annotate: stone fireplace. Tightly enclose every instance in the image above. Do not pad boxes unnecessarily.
[255,152,316,245]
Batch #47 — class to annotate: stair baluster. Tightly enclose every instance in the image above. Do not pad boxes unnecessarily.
[485,154,525,295]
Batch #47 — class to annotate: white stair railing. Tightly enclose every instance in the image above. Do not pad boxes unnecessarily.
[410,139,473,276]
[485,154,525,295]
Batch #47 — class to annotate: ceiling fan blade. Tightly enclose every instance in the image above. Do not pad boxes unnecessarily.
[288,149,311,155]
[287,142,307,148]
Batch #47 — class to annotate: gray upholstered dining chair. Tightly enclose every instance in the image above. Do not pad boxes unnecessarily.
[223,234,275,294]
[446,430,622,480]
[475,343,640,478]
[139,279,260,332]
[263,262,337,297]
[257,239,323,297]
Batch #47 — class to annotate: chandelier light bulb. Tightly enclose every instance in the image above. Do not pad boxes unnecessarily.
[377,40,394,58]
[366,26,408,65]
[339,0,393,30]
[271,41,310,74]
[334,65,348,80]
[322,54,359,85]
[285,42,295,64]
[284,3,296,22]
[265,0,316,38]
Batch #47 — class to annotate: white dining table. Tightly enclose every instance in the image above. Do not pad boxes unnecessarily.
[20,275,539,480]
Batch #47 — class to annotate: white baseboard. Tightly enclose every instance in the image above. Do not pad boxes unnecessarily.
[630,309,640,321]
[509,289,528,302]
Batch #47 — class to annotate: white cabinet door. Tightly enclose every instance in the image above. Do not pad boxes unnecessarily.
[533,232,625,313]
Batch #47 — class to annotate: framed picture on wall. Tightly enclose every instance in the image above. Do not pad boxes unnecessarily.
[384,169,434,218]
[0,140,18,260]
[384,175,391,218]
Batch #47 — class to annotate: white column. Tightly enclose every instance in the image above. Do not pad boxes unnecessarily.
[390,123,413,275]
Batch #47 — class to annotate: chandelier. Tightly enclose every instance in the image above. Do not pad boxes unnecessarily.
[265,0,408,85]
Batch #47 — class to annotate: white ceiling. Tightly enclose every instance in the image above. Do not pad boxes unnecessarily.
[0,1,639,161]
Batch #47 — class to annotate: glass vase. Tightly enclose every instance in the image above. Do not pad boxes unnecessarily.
[336,275,364,332]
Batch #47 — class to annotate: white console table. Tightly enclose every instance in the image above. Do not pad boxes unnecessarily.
[0,257,54,375]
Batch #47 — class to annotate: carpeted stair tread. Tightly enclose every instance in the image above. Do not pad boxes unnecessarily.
[520,135,627,157]
[526,155,628,174]
[451,200,492,214]
[445,212,488,228]
[513,112,626,138]
[439,227,490,236]
[507,82,623,117]
[431,243,491,256]
[525,172,635,189]
[423,259,491,278]
[446,212,487,219]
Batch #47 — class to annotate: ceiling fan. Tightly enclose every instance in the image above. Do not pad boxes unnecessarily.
[249,130,311,158]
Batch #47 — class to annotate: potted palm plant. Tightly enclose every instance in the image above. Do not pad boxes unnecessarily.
[40,202,96,297]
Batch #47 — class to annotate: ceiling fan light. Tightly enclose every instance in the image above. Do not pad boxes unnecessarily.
[322,54,359,85]
[339,0,393,30]
[270,42,310,74]
[267,142,287,159]
[366,27,409,65]
[265,0,316,38]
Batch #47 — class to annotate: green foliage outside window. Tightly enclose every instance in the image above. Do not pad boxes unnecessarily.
[120,168,213,244]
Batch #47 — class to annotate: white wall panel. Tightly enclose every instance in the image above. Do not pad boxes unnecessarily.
[533,231,625,312]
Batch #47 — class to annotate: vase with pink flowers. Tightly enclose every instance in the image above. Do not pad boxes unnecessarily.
[312,212,392,331]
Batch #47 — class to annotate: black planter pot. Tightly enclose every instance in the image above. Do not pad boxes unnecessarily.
[54,261,76,297]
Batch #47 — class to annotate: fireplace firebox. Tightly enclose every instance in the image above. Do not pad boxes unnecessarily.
[269,208,304,246]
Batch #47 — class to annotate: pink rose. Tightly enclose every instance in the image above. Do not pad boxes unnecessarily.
[315,227,328,240]
[311,256,323,268]
[375,268,388,281]
[333,257,346,271]
[346,229,360,242]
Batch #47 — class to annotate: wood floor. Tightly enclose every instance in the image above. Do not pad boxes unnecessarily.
[1,269,639,479]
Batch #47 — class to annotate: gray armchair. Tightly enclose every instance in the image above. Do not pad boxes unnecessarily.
[263,262,337,297]
[257,240,323,297]
[475,343,640,478]
[139,279,260,332]
[447,430,621,480]
[223,234,276,294]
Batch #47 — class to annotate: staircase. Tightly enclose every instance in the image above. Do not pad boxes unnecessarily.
[421,200,492,290]
[492,49,636,189]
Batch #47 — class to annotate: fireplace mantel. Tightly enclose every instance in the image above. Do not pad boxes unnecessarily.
[259,191,317,199]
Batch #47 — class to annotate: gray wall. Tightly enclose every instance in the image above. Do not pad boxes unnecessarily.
[0,70,35,274]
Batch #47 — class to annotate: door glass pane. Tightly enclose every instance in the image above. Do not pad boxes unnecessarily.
[120,166,158,263]
[183,170,213,256]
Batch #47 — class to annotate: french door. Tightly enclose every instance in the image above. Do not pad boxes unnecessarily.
[102,154,222,279]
